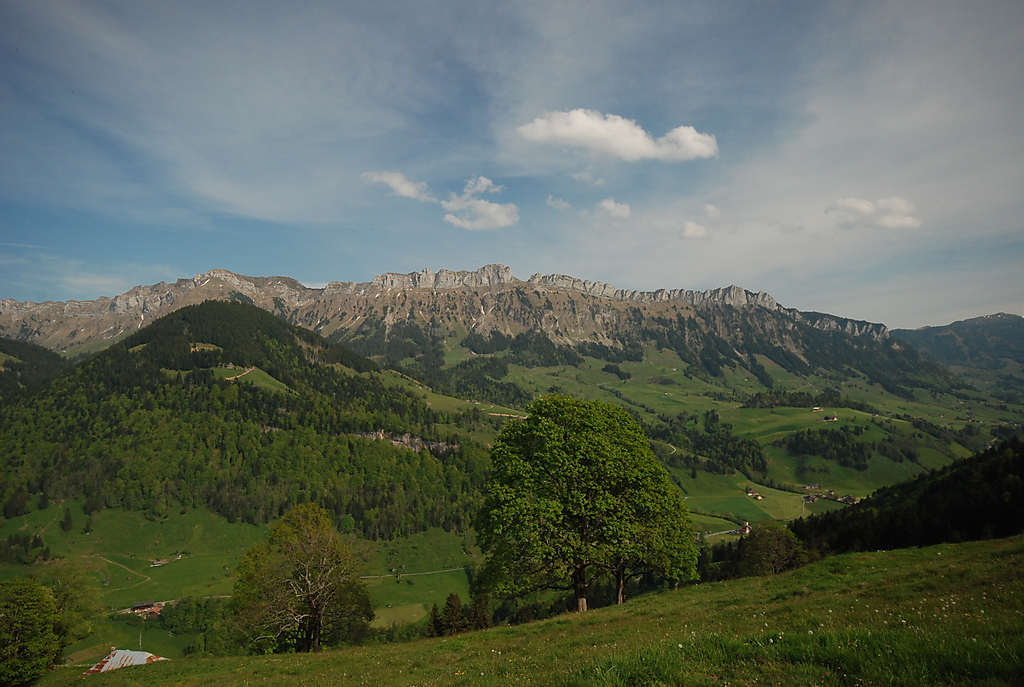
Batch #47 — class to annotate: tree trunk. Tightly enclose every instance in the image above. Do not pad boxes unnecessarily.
[573,564,589,612]
[616,561,627,604]
[310,621,321,653]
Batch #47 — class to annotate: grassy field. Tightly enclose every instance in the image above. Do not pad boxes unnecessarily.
[0,501,267,611]
[1,510,483,658]
[210,366,291,393]
[36,534,1024,687]
[362,528,479,627]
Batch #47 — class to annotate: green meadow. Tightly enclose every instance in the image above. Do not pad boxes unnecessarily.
[362,528,479,627]
[35,534,1024,687]
[0,501,266,611]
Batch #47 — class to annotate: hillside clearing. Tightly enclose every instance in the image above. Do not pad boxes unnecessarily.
[37,535,1024,687]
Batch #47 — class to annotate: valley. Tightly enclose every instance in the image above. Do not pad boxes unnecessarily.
[31,534,1024,687]
[0,266,1022,677]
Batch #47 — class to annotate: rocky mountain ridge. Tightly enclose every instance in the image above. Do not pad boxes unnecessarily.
[0,265,888,356]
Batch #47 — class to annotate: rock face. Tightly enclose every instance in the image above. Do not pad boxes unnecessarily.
[0,264,887,355]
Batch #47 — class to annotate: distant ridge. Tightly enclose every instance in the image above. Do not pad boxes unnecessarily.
[0,265,887,354]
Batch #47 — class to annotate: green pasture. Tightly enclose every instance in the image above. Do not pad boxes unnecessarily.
[672,470,806,524]
[0,500,266,610]
[37,535,1024,687]
[210,366,291,393]
[365,570,472,628]
[762,446,944,499]
[377,369,523,418]
[688,513,741,535]
[362,527,478,627]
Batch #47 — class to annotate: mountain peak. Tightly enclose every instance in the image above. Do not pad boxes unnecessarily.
[0,265,891,354]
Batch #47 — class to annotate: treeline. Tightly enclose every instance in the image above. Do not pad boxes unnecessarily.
[1,532,51,564]
[630,308,960,397]
[462,329,583,367]
[0,337,69,402]
[779,425,874,471]
[789,437,1024,555]
[742,388,879,414]
[648,410,768,475]
[344,319,533,408]
[0,302,491,538]
[698,438,1024,584]
[777,417,976,472]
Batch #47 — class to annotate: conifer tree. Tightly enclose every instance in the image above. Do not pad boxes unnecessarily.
[441,593,468,635]
[60,508,72,532]
[468,591,491,630]
[426,603,443,637]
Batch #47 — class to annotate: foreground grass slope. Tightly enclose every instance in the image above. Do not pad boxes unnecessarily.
[40,535,1024,687]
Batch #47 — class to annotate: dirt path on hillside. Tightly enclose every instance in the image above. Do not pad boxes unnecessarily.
[87,555,152,591]
[224,367,255,380]
[360,567,465,580]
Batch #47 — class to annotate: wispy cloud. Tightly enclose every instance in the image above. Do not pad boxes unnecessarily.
[363,172,519,230]
[546,195,569,211]
[572,170,605,186]
[680,220,707,239]
[360,172,436,202]
[518,109,718,162]
[597,197,630,218]
[825,197,922,231]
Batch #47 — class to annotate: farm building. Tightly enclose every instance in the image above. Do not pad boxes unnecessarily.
[81,649,167,675]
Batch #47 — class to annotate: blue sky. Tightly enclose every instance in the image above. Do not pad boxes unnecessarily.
[1,0,1022,329]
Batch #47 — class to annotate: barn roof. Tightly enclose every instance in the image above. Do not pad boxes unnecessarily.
[82,649,168,675]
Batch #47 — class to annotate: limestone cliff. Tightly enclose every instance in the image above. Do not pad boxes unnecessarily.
[0,265,887,356]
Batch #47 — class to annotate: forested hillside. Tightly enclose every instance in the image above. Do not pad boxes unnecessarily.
[893,313,1024,404]
[0,302,490,537]
[0,338,68,402]
[789,437,1024,553]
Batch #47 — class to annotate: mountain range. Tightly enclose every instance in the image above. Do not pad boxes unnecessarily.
[1,265,883,353]
[0,265,953,400]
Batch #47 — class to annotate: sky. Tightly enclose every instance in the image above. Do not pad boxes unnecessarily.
[1,0,1022,329]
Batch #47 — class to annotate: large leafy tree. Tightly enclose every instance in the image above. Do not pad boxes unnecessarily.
[477,394,697,612]
[231,503,372,653]
[0,577,60,686]
[32,558,102,650]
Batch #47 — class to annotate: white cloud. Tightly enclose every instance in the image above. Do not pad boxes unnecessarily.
[598,197,631,218]
[681,220,708,239]
[825,196,923,230]
[572,170,605,185]
[701,204,722,220]
[518,109,719,162]
[441,176,519,230]
[361,171,436,202]
[547,195,570,211]
[362,172,518,230]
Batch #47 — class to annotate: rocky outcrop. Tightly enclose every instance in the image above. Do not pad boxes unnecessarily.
[0,264,888,352]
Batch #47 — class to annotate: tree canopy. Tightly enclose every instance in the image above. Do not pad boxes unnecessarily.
[32,558,102,651]
[0,577,60,686]
[477,394,697,612]
[231,503,372,653]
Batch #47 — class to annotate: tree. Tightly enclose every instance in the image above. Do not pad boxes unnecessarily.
[425,603,443,637]
[231,503,372,653]
[0,577,60,686]
[441,593,468,635]
[604,482,699,604]
[60,508,73,532]
[737,521,808,576]
[477,394,697,612]
[468,590,492,630]
[32,558,102,649]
